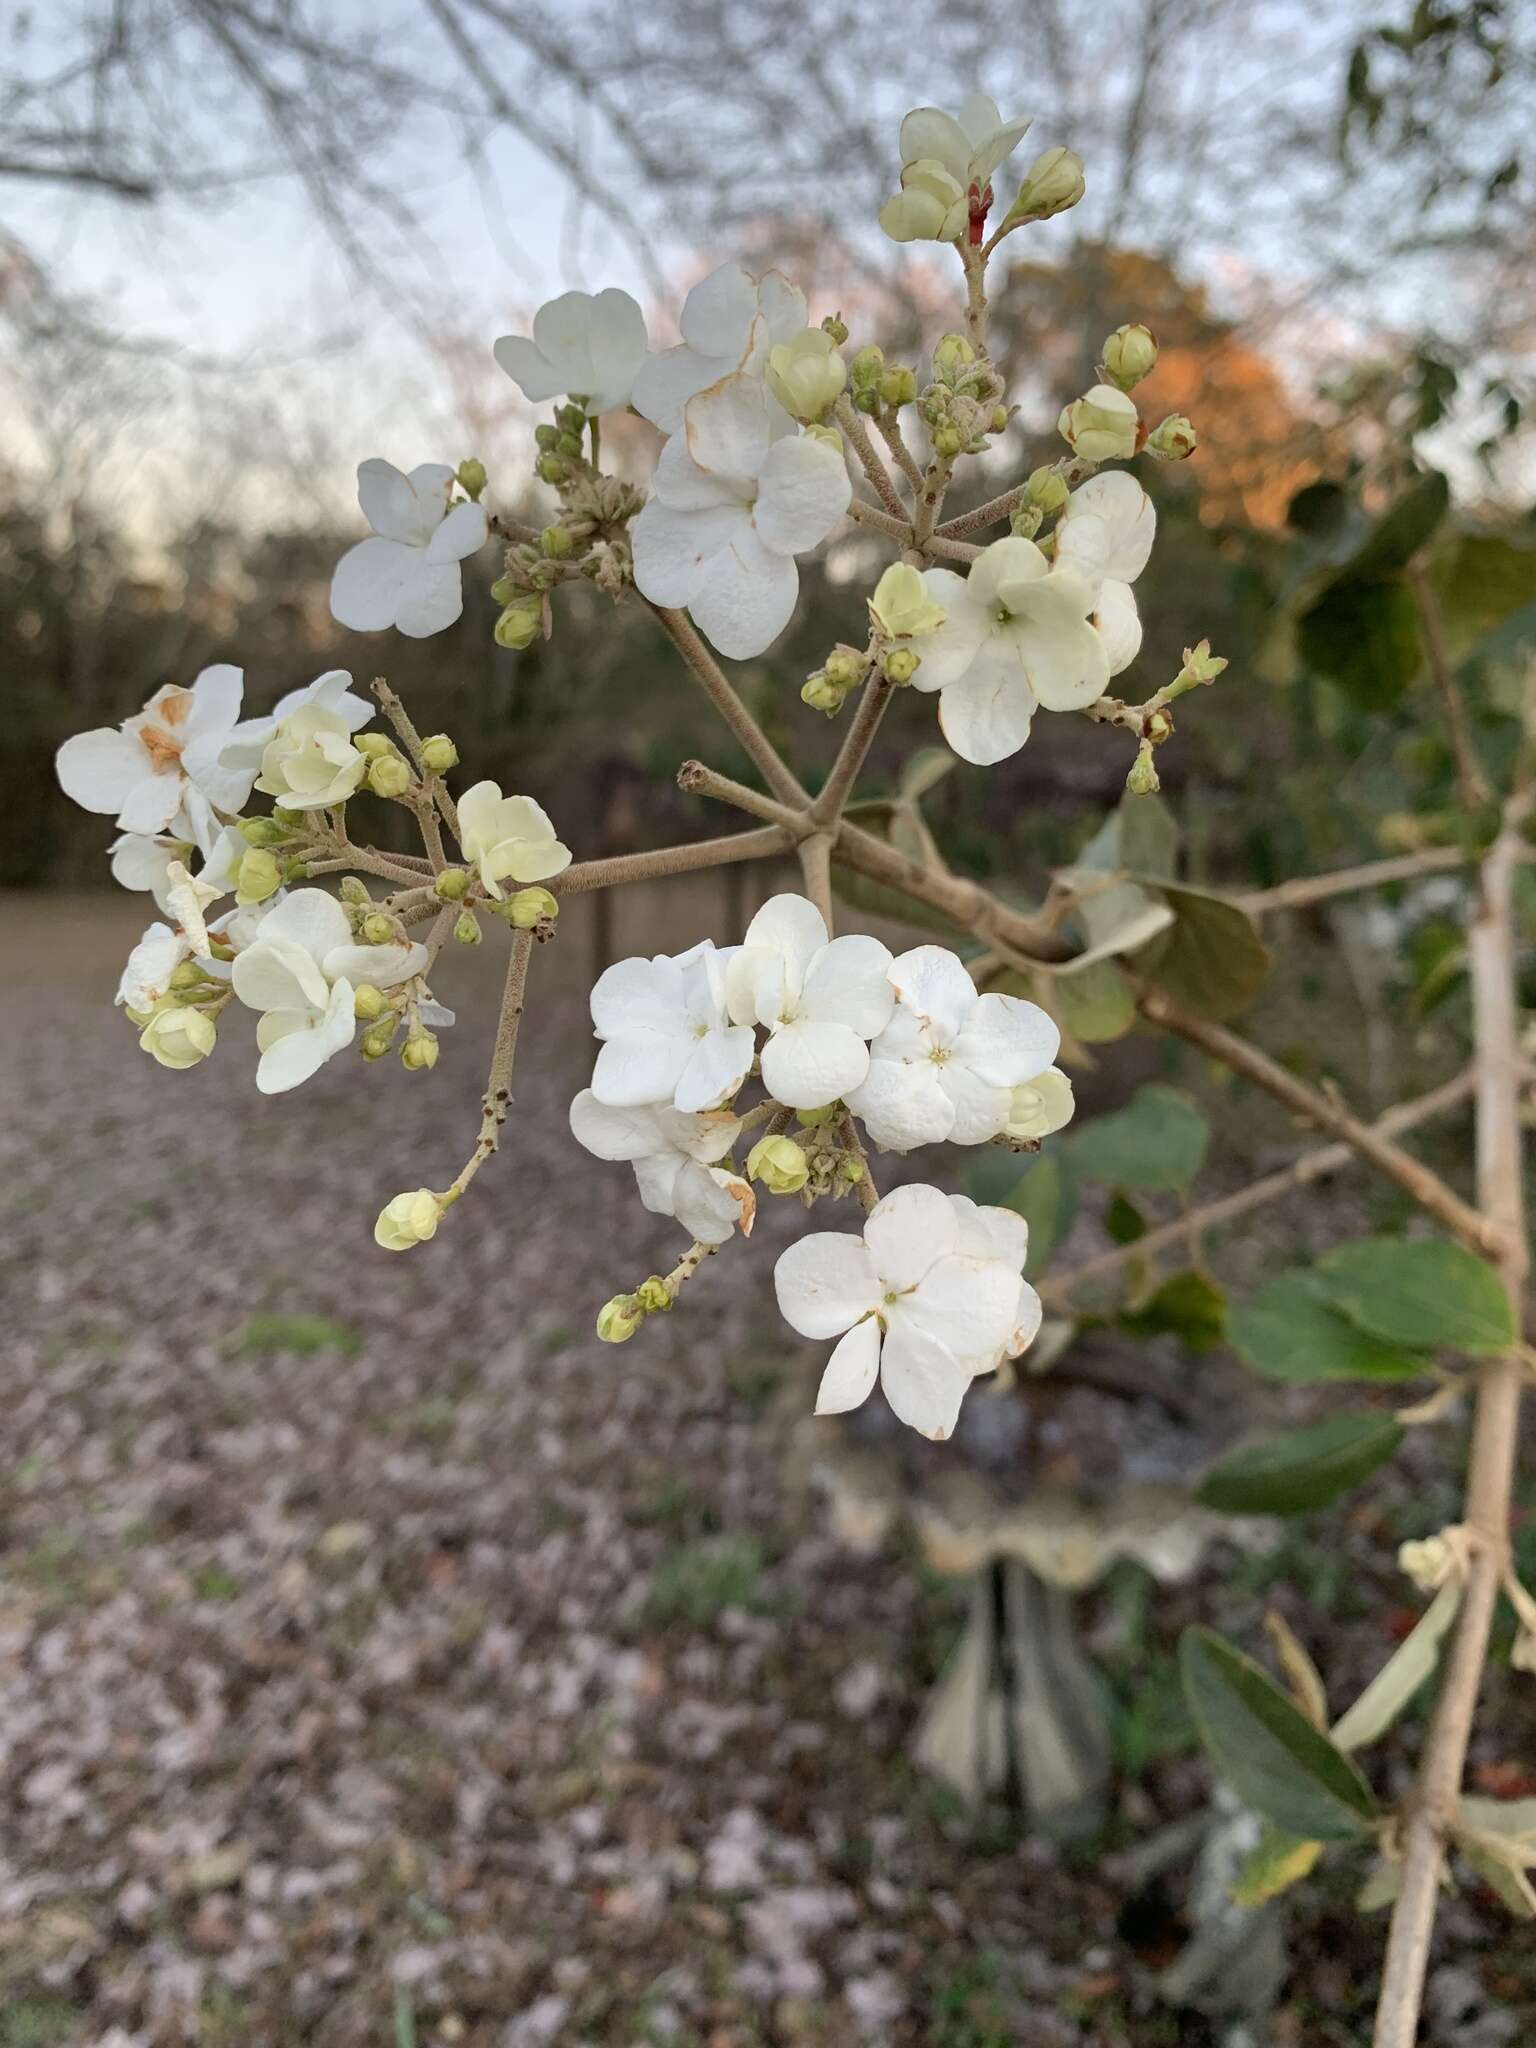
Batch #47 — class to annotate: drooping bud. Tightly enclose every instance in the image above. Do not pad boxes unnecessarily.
[869,562,947,640]
[932,333,976,386]
[235,847,283,907]
[353,983,388,1022]
[885,648,920,684]
[1101,323,1158,391]
[1058,385,1140,462]
[374,1187,443,1251]
[1145,413,1197,460]
[747,1135,810,1194]
[596,1294,644,1343]
[766,328,848,422]
[1126,740,1161,795]
[401,1030,440,1072]
[420,734,458,776]
[368,754,413,800]
[823,646,867,691]
[506,885,558,929]
[494,595,544,651]
[453,910,482,946]
[433,866,470,900]
[1006,146,1085,225]
[456,457,488,502]
[139,1003,216,1070]
[360,1017,398,1060]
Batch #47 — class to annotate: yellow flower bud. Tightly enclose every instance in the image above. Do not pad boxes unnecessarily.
[747,1135,810,1194]
[823,648,866,690]
[596,1294,644,1343]
[506,886,558,929]
[849,344,885,391]
[238,814,290,848]
[401,1030,440,1072]
[879,366,918,409]
[932,424,963,460]
[494,596,543,651]
[433,866,470,900]
[1025,466,1069,515]
[1126,740,1161,795]
[869,562,947,640]
[368,754,413,800]
[801,422,843,456]
[885,648,920,684]
[360,912,395,945]
[339,876,372,906]
[1146,413,1197,460]
[1102,323,1158,391]
[766,328,848,422]
[235,847,283,906]
[1058,385,1140,463]
[353,983,388,1021]
[360,1018,398,1060]
[139,1003,216,1070]
[453,911,482,946]
[932,333,975,385]
[456,457,488,501]
[541,524,574,559]
[801,673,847,717]
[356,733,397,758]
[420,734,459,775]
[374,1187,442,1251]
[634,1276,672,1314]
[1006,146,1085,224]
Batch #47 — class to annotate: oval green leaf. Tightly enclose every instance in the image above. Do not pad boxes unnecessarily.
[1313,1237,1515,1355]
[1066,1084,1209,1194]
[1195,1413,1403,1516]
[1229,1272,1433,1384]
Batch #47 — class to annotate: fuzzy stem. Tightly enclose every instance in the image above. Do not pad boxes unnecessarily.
[874,412,926,491]
[1238,845,1471,915]
[372,677,461,844]
[846,497,981,562]
[444,929,535,1200]
[812,675,894,826]
[834,395,908,521]
[648,605,808,809]
[551,827,792,896]
[798,830,835,929]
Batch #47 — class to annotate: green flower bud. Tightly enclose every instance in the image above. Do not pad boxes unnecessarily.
[932,424,964,460]
[456,457,488,501]
[556,402,587,431]
[168,960,205,991]
[885,647,920,684]
[540,524,574,559]
[238,814,290,848]
[282,858,310,885]
[1179,639,1227,685]
[849,343,885,391]
[339,876,372,907]
[823,648,866,690]
[495,596,543,651]
[235,847,283,906]
[1146,413,1197,460]
[271,808,302,831]
[367,754,413,800]
[401,1030,439,1072]
[506,885,558,929]
[356,732,397,758]
[596,1294,644,1343]
[534,424,561,452]
[1026,467,1071,516]
[821,312,849,345]
[1058,386,1140,462]
[353,983,388,1021]
[1126,741,1161,795]
[747,1135,810,1195]
[360,1017,398,1060]
[801,672,847,716]
[420,734,459,775]
[932,333,975,385]
[433,866,471,900]
[1006,146,1085,225]
[1102,323,1158,391]
[1009,503,1044,539]
[556,430,585,460]
[990,405,1010,434]
[360,912,396,945]
[535,452,569,486]
[489,575,518,604]
[453,910,482,946]
[837,1155,866,1188]
[878,366,918,409]
[853,387,882,416]
[634,1276,672,1315]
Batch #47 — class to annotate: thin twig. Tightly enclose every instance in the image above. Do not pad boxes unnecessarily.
[445,928,535,1200]
[552,828,792,896]
[846,496,981,562]
[647,606,808,808]
[834,395,907,522]
[372,677,461,844]
[812,676,895,826]
[874,412,925,492]
[1238,845,1471,915]
[1407,561,1490,810]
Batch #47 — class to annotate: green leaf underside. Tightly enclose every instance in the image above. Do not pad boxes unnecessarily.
[1180,1628,1379,1840]
[1129,880,1273,1020]
[1314,1237,1515,1355]
[1195,1413,1403,1516]
[1229,1272,1433,1384]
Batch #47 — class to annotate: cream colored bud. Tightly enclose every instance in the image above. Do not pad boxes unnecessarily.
[235,847,283,907]
[596,1294,644,1343]
[879,366,918,409]
[802,423,844,456]
[352,982,388,1022]
[932,424,964,460]
[1010,504,1044,539]
[506,886,558,929]
[747,1135,811,1194]
[1007,146,1086,224]
[356,733,398,759]
[420,734,459,775]
[634,1276,673,1314]
[885,648,920,684]
[801,673,847,716]
[360,1018,398,1060]
[453,909,482,945]
[139,1003,216,1070]
[401,1030,439,1072]
[823,647,867,690]
[433,866,470,900]
[1026,467,1070,516]
[869,562,947,640]
[1146,413,1197,460]
[360,912,395,945]
[766,328,848,422]
[368,754,413,800]
[1102,323,1159,391]
[1005,1067,1076,1140]
[1058,385,1140,462]
[256,704,368,810]
[374,1187,442,1251]
[494,595,543,651]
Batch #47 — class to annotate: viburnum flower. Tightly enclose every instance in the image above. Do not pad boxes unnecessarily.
[912,537,1111,764]
[494,288,649,415]
[231,890,427,1094]
[631,372,851,659]
[632,264,807,436]
[1002,1065,1076,1140]
[879,96,1031,244]
[725,894,894,1111]
[1058,385,1140,463]
[845,945,1061,1149]
[330,461,488,638]
[588,939,754,1113]
[569,1090,755,1245]
[456,783,572,899]
[255,702,369,809]
[1053,472,1156,675]
[773,1182,1024,1439]
[56,666,246,853]
[869,561,948,641]
[184,669,372,815]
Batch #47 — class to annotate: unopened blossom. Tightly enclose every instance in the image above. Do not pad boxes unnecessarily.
[725,894,894,1111]
[330,460,488,638]
[456,782,571,900]
[1006,145,1085,224]
[375,1188,444,1251]
[1003,1065,1076,1140]
[631,372,851,659]
[569,1089,754,1244]
[494,288,649,415]
[139,1002,217,1071]
[231,890,427,1094]
[632,264,807,436]
[911,537,1111,764]
[846,945,1060,1149]
[1102,323,1158,390]
[1054,472,1157,675]
[774,1182,1023,1439]
[869,562,947,640]
[183,669,372,816]
[765,328,847,422]
[56,666,246,852]
[588,939,754,1113]
[880,95,1031,243]
[256,702,368,809]
[1058,384,1140,463]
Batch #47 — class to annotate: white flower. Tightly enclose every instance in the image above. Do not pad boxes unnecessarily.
[330,461,487,638]
[911,537,1111,764]
[631,372,851,659]
[569,1090,754,1245]
[231,889,427,1094]
[255,702,368,809]
[589,939,754,1113]
[110,833,189,914]
[117,921,194,1012]
[947,1192,1044,1367]
[845,945,1060,1150]
[183,669,372,815]
[773,1182,1025,1440]
[1003,1066,1076,1140]
[456,782,572,899]
[375,1189,444,1251]
[139,1003,217,1071]
[1054,471,1155,675]
[869,562,947,640]
[879,95,1031,244]
[57,666,246,853]
[494,288,649,415]
[765,328,847,422]
[725,895,894,1111]
[632,264,807,437]
[1058,385,1140,463]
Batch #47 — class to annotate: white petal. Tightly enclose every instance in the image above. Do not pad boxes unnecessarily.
[651,431,745,511]
[937,640,1037,765]
[799,934,896,1038]
[1014,607,1112,713]
[972,535,1049,612]
[582,287,650,411]
[937,1059,1012,1144]
[57,727,149,815]
[116,770,186,836]
[684,370,772,481]
[255,980,354,1093]
[948,1195,1028,1270]
[679,264,757,357]
[673,1024,754,1112]
[845,1057,956,1151]
[356,459,422,543]
[232,935,328,1015]
[898,106,972,180]
[864,1182,958,1291]
[953,992,1060,1086]
[330,535,417,632]
[762,1019,870,1109]
[1093,579,1142,676]
[878,1320,969,1440]
[687,529,799,660]
[673,1160,751,1244]
[631,345,719,437]
[753,435,852,556]
[755,271,808,345]
[1009,1281,1044,1359]
[631,499,743,610]
[185,664,244,737]
[493,332,568,404]
[774,1231,881,1338]
[590,1031,690,1108]
[392,558,465,639]
[425,500,488,565]
[110,835,177,904]
[1058,472,1155,584]
[956,93,1005,147]
[889,945,975,1042]
[814,1319,882,1416]
[902,1253,1021,1359]
[879,187,950,242]
[257,888,352,965]
[590,953,685,1039]
[907,572,991,690]
[631,1149,684,1218]
[741,893,826,985]
[323,939,429,988]
[570,1088,668,1161]
[530,291,601,389]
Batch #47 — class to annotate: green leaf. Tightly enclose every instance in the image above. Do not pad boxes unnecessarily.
[1231,1825,1324,1906]
[1433,533,1536,660]
[1180,1627,1380,1840]
[1055,865,1175,969]
[1120,1270,1226,1351]
[1229,1272,1434,1384]
[1287,480,1351,539]
[1344,469,1449,580]
[1105,1192,1146,1245]
[1331,1580,1462,1751]
[1196,1413,1403,1517]
[1117,792,1179,879]
[1049,959,1136,1044]
[1313,1236,1515,1355]
[1066,1084,1209,1194]
[1297,577,1422,710]
[1129,881,1272,1021]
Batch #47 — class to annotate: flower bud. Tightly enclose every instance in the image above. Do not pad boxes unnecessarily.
[747,1135,810,1194]
[353,986,387,1025]
[885,647,920,684]
[932,333,975,385]
[1146,413,1197,460]
[356,732,397,758]
[556,401,587,431]
[456,457,488,501]
[420,734,459,775]
[238,814,290,848]
[235,847,283,907]
[1010,504,1044,539]
[535,452,568,486]
[879,366,918,408]
[367,754,413,800]
[932,424,964,460]
[990,404,1010,434]
[453,910,482,946]
[836,1155,866,1189]
[823,647,867,690]
[534,424,560,452]
[541,524,574,559]
[1058,385,1140,462]
[506,886,558,929]
[1006,146,1085,224]
[798,1103,842,1127]
[401,1030,439,1072]
[139,1003,216,1070]
[801,672,847,717]
[1025,466,1069,516]
[375,1187,442,1251]
[766,328,848,422]
[635,1276,673,1314]
[1126,740,1161,795]
[556,430,585,460]
[849,344,885,391]
[1145,708,1174,742]
[821,312,849,344]
[869,562,947,640]
[596,1293,644,1343]
[433,866,470,900]
[360,912,395,945]
[494,596,543,651]
[340,876,372,906]
[1004,1067,1075,1140]
[801,422,843,456]
[1102,323,1158,391]
[167,960,204,993]
[360,1018,398,1060]
[1179,640,1227,686]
